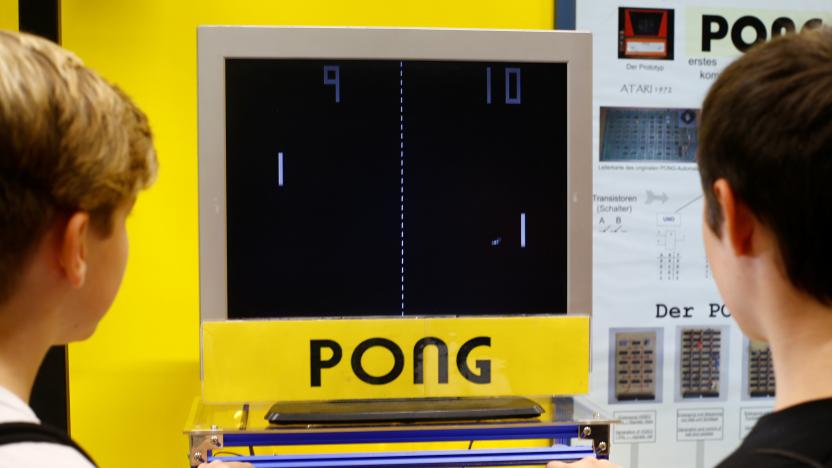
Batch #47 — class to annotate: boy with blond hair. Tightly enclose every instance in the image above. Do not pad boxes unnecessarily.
[0,30,248,467]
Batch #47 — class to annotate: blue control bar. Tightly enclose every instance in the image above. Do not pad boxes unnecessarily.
[209,446,595,467]
[222,423,580,447]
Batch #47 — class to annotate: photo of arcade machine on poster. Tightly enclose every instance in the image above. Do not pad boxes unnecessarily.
[618,7,675,60]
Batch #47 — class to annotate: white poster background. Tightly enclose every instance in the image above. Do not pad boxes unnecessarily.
[577,2,832,467]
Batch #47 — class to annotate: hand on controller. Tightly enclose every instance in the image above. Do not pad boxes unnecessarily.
[548,456,621,468]
[198,461,254,468]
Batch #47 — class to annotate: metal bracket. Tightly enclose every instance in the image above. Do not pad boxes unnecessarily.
[579,424,610,459]
[189,426,224,467]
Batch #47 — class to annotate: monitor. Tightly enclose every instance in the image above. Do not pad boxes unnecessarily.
[198,27,592,321]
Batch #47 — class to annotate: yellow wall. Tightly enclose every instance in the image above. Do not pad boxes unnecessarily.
[0,0,17,31]
[61,1,554,466]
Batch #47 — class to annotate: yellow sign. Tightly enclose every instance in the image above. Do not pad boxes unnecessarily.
[202,316,589,402]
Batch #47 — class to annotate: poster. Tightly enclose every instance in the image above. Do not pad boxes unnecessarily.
[576,2,832,467]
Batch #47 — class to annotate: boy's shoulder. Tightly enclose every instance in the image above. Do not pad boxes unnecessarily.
[716,398,832,468]
[0,387,94,467]
[0,442,94,468]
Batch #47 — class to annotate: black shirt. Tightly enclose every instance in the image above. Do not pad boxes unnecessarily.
[717,398,832,467]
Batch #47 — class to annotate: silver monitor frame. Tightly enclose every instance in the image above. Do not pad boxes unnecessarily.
[198,26,592,322]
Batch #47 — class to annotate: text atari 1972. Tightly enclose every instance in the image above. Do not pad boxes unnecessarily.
[189,27,605,467]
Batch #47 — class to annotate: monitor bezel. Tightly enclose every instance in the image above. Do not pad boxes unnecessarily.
[198,26,592,322]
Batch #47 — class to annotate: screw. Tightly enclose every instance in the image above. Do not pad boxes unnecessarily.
[582,426,592,437]
[598,441,608,452]
[193,451,202,462]
[210,425,221,447]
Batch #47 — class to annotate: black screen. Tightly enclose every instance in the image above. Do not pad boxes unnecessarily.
[631,12,663,36]
[225,59,567,318]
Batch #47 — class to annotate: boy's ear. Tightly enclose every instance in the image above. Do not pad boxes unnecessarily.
[59,212,90,288]
[712,179,755,256]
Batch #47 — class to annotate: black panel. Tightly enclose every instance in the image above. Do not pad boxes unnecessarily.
[226,60,401,317]
[30,346,68,431]
[18,0,59,43]
[631,12,664,35]
[225,59,567,318]
[404,62,566,314]
[19,0,67,434]
[266,396,543,424]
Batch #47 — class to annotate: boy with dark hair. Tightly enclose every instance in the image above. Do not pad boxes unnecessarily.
[700,26,832,468]
[550,26,832,468]
[0,30,249,467]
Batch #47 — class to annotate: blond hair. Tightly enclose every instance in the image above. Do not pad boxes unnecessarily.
[0,30,157,303]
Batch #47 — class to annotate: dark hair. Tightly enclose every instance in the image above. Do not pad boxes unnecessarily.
[698,27,832,304]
